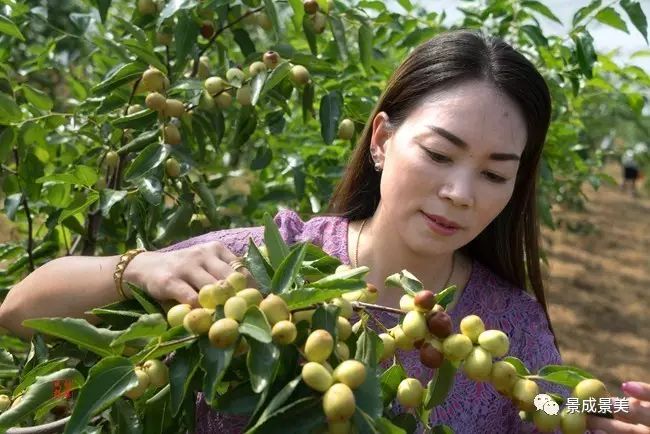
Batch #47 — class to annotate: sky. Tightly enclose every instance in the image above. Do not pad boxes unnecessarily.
[406,0,650,73]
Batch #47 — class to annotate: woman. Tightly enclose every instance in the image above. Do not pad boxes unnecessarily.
[1,30,648,433]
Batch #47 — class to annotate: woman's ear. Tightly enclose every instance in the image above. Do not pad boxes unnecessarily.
[370,111,392,167]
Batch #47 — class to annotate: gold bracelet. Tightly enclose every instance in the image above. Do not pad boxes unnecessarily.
[113,248,146,300]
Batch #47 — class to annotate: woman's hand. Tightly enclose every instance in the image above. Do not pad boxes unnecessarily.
[123,241,256,307]
[587,381,650,434]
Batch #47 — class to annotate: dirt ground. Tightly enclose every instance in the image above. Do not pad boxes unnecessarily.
[542,164,649,394]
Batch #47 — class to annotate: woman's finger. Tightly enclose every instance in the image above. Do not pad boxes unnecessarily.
[182,267,220,292]
[165,279,200,308]
[623,382,650,402]
[205,243,258,288]
[612,397,650,427]
[587,414,650,434]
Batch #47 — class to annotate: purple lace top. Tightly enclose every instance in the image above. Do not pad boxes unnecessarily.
[162,208,571,434]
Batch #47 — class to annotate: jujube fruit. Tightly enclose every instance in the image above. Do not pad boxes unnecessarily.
[337,118,354,140]
[333,360,366,389]
[145,92,166,112]
[462,346,493,381]
[304,329,334,363]
[460,314,485,343]
[390,325,414,350]
[106,151,119,169]
[164,99,185,118]
[271,320,297,345]
[259,294,290,325]
[327,421,351,434]
[226,271,247,291]
[512,378,539,412]
[236,288,263,306]
[224,296,248,321]
[209,318,240,348]
[262,51,281,69]
[414,290,436,312]
[477,329,510,358]
[163,124,181,145]
[572,378,608,401]
[331,297,352,318]
[249,61,267,76]
[292,309,314,324]
[442,333,473,361]
[533,409,561,432]
[560,408,587,434]
[214,92,232,109]
[419,341,444,369]
[200,21,214,39]
[302,361,333,392]
[125,367,150,399]
[399,294,415,312]
[378,333,396,361]
[256,13,273,30]
[402,310,427,340]
[311,11,327,34]
[183,308,213,335]
[236,85,252,106]
[335,342,349,360]
[167,303,191,327]
[142,359,169,387]
[140,67,165,92]
[226,67,244,83]
[322,383,356,422]
[396,378,424,408]
[137,0,157,15]
[336,316,352,341]
[289,64,310,86]
[165,158,181,178]
[426,310,453,338]
[0,394,11,412]
[303,0,319,14]
[204,76,226,95]
[490,360,518,395]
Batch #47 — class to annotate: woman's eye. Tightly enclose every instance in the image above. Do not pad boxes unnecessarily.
[484,172,507,183]
[426,150,451,163]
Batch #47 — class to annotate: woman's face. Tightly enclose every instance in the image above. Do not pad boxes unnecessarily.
[371,80,528,255]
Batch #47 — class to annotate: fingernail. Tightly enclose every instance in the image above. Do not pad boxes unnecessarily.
[622,381,644,395]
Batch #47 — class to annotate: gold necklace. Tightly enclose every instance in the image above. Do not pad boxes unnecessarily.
[353,218,456,291]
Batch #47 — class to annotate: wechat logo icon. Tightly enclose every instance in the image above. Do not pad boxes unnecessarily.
[534,393,560,415]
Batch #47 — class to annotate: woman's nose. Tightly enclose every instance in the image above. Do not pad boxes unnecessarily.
[438,176,475,208]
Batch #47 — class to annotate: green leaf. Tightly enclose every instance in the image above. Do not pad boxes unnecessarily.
[281,287,359,310]
[198,336,233,404]
[424,359,457,409]
[302,14,318,55]
[287,0,304,31]
[0,126,16,161]
[262,0,281,40]
[124,143,170,181]
[22,85,53,110]
[128,285,165,315]
[247,339,280,393]
[573,0,602,26]
[245,239,274,294]
[112,399,143,434]
[92,62,143,95]
[521,1,562,24]
[0,369,84,431]
[384,269,422,296]
[251,70,268,106]
[432,425,454,434]
[111,314,168,347]
[22,317,123,357]
[100,188,128,217]
[380,363,407,406]
[503,356,531,376]
[355,366,382,419]
[355,329,382,367]
[397,0,413,12]
[434,285,457,309]
[621,0,648,42]
[170,345,200,416]
[0,14,24,40]
[248,375,302,431]
[358,23,373,72]
[37,165,99,187]
[329,16,348,60]
[302,82,314,123]
[262,61,291,95]
[239,306,272,344]
[174,12,199,75]
[130,328,196,365]
[263,212,290,269]
[58,191,99,223]
[112,109,158,129]
[0,92,22,124]
[123,40,167,73]
[64,358,137,434]
[311,303,340,340]
[319,91,343,145]
[520,24,548,47]
[595,7,628,32]
[93,0,112,23]
[535,369,589,388]
[158,0,198,23]
[154,200,194,244]
[246,396,324,434]
[14,358,70,396]
[271,243,308,294]
[376,417,407,434]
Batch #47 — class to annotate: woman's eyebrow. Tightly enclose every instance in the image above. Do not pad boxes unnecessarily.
[425,125,521,161]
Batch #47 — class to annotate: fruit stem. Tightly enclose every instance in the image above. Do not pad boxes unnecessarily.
[353,301,405,315]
